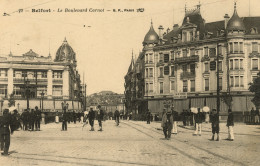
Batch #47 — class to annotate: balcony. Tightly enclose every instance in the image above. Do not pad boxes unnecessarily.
[180,72,196,80]
[13,78,47,84]
[0,77,8,81]
[53,78,63,84]
[174,55,199,64]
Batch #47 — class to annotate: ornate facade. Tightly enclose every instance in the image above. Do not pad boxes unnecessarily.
[0,38,85,113]
[125,3,260,120]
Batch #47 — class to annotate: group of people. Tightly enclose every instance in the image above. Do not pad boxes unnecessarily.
[250,107,260,124]
[20,106,42,131]
[160,106,235,141]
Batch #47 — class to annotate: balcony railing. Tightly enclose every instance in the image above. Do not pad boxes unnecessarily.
[180,72,196,80]
[53,78,63,84]
[0,78,8,81]
[13,78,47,84]
[174,55,199,64]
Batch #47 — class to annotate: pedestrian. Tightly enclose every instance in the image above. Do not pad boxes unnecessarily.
[55,111,59,123]
[189,109,194,126]
[210,109,220,141]
[0,109,15,156]
[194,108,203,136]
[73,111,77,124]
[62,108,68,131]
[146,110,151,124]
[114,109,120,126]
[161,108,173,140]
[29,109,36,131]
[250,107,255,124]
[35,106,41,131]
[87,108,95,131]
[172,106,178,134]
[22,109,29,130]
[181,110,186,126]
[255,108,259,124]
[226,108,234,141]
[97,105,104,131]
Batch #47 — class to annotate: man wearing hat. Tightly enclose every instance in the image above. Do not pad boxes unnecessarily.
[0,109,15,156]
[97,105,104,131]
[210,109,220,141]
[35,106,41,131]
[161,108,173,140]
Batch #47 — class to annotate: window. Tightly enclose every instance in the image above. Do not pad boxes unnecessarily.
[204,47,208,56]
[159,54,163,62]
[190,31,193,41]
[164,66,169,75]
[234,42,239,53]
[239,42,243,53]
[145,54,148,63]
[0,69,7,77]
[252,42,258,52]
[37,86,47,97]
[183,32,187,42]
[219,77,222,90]
[145,83,148,93]
[182,65,187,72]
[183,50,187,57]
[149,68,153,77]
[190,64,195,74]
[171,81,175,91]
[0,84,7,97]
[160,82,163,94]
[229,43,233,53]
[218,61,222,71]
[230,59,233,69]
[209,48,216,57]
[190,80,195,92]
[205,63,209,72]
[205,79,209,91]
[240,59,243,69]
[149,54,153,63]
[170,51,174,60]
[159,68,163,77]
[13,85,21,97]
[218,45,222,55]
[240,76,244,87]
[190,48,195,56]
[145,68,148,78]
[171,66,175,76]
[252,59,259,70]
[234,59,239,69]
[149,83,153,93]
[235,76,239,87]
[42,71,47,78]
[230,76,234,87]
[52,85,63,96]
[53,71,63,78]
[183,80,188,92]
[164,54,169,63]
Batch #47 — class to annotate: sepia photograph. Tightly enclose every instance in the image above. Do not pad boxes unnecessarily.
[0,0,260,165]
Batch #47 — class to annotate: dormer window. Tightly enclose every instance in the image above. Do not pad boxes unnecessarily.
[250,27,258,34]
[183,32,187,42]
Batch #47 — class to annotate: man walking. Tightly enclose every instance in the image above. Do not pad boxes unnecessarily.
[29,109,36,131]
[161,108,173,140]
[146,110,151,124]
[227,108,234,141]
[114,109,120,126]
[62,108,68,131]
[97,105,104,131]
[210,109,220,141]
[87,108,95,131]
[35,106,41,131]
[0,109,15,156]
[194,108,203,136]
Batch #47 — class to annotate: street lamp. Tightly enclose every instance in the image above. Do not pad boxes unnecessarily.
[40,91,45,111]
[24,78,30,109]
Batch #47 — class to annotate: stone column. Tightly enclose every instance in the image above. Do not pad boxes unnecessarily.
[63,68,69,99]
[47,70,52,99]
[7,68,13,97]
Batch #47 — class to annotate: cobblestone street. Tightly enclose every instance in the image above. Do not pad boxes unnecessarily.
[0,120,259,166]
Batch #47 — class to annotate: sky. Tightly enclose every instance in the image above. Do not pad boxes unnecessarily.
[0,0,259,95]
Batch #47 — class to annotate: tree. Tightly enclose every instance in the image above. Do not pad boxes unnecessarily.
[249,72,260,109]
[8,92,15,107]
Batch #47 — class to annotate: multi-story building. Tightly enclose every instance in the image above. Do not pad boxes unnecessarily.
[0,38,86,113]
[125,3,260,120]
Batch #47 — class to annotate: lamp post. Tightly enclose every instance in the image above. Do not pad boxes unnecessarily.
[25,78,30,110]
[40,91,44,112]
[216,44,220,114]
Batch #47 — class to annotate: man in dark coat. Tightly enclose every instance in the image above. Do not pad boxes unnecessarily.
[62,108,68,131]
[0,109,15,156]
[194,108,203,136]
[210,109,219,141]
[29,109,36,131]
[21,109,29,130]
[161,108,173,140]
[146,110,151,124]
[114,109,120,126]
[35,106,41,131]
[87,108,95,131]
[227,109,234,141]
[97,105,104,131]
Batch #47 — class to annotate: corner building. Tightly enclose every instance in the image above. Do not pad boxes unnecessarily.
[126,4,260,120]
[0,38,84,113]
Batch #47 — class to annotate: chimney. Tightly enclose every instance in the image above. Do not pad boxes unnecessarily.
[224,14,230,29]
[158,25,164,39]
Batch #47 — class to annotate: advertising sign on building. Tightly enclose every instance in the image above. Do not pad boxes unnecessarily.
[174,92,187,99]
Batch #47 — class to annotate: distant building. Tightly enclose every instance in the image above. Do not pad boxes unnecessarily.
[125,3,260,120]
[0,38,86,113]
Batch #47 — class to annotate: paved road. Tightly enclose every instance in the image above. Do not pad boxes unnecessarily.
[0,120,259,166]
